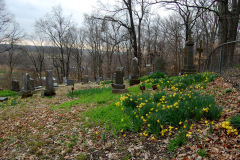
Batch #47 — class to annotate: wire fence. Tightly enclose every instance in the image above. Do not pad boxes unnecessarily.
[204,40,240,74]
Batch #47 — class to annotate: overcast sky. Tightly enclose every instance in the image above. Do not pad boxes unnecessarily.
[5,0,102,34]
[5,0,170,35]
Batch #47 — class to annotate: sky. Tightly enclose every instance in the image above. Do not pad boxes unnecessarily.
[5,0,102,34]
[5,0,170,36]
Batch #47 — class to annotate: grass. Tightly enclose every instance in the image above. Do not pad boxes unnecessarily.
[0,90,18,97]
[83,103,134,136]
[52,71,222,152]
[168,132,186,153]
[52,86,119,110]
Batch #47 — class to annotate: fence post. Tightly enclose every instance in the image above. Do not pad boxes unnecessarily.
[219,46,223,74]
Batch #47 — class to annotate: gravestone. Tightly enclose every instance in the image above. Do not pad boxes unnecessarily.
[29,78,35,91]
[11,80,20,92]
[146,64,151,75]
[112,68,127,94]
[153,56,166,73]
[44,70,55,96]
[129,57,140,86]
[181,34,197,74]
[82,75,88,84]
[0,97,8,102]
[21,73,33,98]
[63,77,67,84]
[96,77,102,85]
[67,79,74,86]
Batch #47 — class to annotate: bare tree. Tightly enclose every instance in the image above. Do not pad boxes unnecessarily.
[97,0,152,68]
[35,5,76,81]
[0,0,22,53]
[4,22,23,79]
[23,33,47,85]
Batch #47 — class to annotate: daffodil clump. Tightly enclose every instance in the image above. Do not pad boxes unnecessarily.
[220,121,238,136]
[0,97,26,108]
[140,72,218,91]
[116,90,222,136]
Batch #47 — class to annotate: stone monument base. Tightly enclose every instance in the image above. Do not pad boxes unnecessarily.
[44,89,56,96]
[129,79,140,86]
[112,88,127,94]
[111,84,125,89]
[21,91,33,98]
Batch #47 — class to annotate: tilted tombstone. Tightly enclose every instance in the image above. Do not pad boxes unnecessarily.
[112,67,127,94]
[21,73,33,98]
[82,75,88,84]
[153,56,166,73]
[63,77,67,84]
[129,57,140,86]
[11,80,20,92]
[96,77,102,85]
[44,70,56,96]
[146,64,151,76]
[67,79,74,86]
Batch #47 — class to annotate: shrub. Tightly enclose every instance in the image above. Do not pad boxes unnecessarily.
[120,90,222,135]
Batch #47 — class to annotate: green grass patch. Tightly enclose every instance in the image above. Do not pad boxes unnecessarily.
[52,86,119,110]
[83,103,134,136]
[0,90,18,97]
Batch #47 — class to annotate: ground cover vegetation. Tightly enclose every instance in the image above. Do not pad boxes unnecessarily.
[0,72,240,159]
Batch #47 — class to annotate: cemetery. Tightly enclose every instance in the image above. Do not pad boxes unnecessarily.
[0,65,240,159]
[0,0,240,159]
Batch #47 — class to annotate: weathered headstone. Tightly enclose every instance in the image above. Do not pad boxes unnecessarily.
[11,80,20,92]
[129,57,140,86]
[82,75,88,84]
[112,68,127,94]
[63,77,67,84]
[146,64,151,75]
[21,73,33,98]
[96,77,102,85]
[44,70,55,96]
[67,79,74,86]
[181,34,197,74]
[29,78,35,91]
[0,97,8,102]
